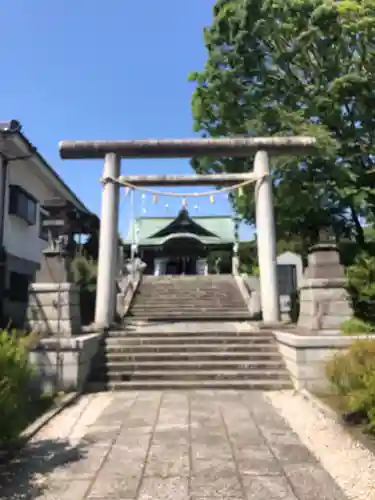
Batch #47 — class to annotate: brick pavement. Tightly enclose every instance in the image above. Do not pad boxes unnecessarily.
[0,390,347,499]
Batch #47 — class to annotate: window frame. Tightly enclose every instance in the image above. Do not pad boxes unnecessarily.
[8,184,38,226]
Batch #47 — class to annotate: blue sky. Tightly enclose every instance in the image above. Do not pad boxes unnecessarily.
[0,0,253,240]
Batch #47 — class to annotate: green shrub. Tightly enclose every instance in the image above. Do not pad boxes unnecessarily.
[325,339,375,433]
[0,330,34,446]
[339,241,375,268]
[340,317,375,335]
[346,253,375,322]
[70,255,97,325]
[70,255,97,293]
[207,250,232,274]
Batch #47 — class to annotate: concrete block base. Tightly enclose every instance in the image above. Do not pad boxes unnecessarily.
[274,330,375,392]
[26,282,81,336]
[298,278,353,332]
[28,333,102,393]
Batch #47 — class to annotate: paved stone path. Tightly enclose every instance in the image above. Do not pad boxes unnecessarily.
[0,391,347,499]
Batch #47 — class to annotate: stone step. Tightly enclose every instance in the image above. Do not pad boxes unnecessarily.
[139,282,237,286]
[101,359,285,372]
[114,322,255,328]
[124,320,254,327]
[96,369,290,382]
[130,275,250,324]
[130,307,249,313]
[86,308,292,391]
[130,304,248,310]
[107,333,262,339]
[141,275,233,278]
[104,343,277,353]
[137,297,241,300]
[136,292,239,295]
[142,275,235,279]
[100,351,282,362]
[131,307,249,312]
[88,379,293,391]
[127,312,252,320]
[137,283,238,287]
[126,317,253,323]
[136,291,241,295]
[139,284,239,289]
[140,281,237,286]
[136,285,242,290]
[105,335,274,345]
[139,284,239,287]
[135,294,242,300]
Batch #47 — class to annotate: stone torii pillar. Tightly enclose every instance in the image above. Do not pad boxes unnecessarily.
[96,153,120,327]
[59,137,317,328]
[254,151,279,324]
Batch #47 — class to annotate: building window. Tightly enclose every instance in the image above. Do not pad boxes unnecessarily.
[8,271,31,302]
[8,185,37,226]
[39,207,49,240]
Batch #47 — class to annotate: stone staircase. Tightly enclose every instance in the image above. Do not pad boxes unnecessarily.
[87,323,292,391]
[127,275,252,322]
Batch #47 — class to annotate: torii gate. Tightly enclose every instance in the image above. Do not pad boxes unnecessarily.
[59,137,317,327]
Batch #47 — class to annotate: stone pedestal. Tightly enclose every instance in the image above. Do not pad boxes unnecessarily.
[35,249,72,283]
[297,243,353,333]
[26,250,81,336]
[27,282,81,336]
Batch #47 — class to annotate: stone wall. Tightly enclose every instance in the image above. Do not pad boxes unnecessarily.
[28,333,102,393]
[274,330,375,392]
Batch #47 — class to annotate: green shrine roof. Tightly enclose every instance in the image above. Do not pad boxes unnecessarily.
[124,210,235,246]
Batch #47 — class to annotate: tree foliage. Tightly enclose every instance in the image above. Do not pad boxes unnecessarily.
[189,0,375,248]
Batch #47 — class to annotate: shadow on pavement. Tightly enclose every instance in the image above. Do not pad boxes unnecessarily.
[0,438,88,499]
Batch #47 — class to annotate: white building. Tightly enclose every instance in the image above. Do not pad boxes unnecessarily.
[0,120,89,326]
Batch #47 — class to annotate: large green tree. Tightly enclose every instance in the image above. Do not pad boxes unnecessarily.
[190,0,375,250]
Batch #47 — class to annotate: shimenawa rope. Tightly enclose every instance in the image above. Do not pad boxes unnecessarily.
[100,173,268,198]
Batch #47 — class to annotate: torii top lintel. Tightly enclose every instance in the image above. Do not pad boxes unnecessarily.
[59,136,317,160]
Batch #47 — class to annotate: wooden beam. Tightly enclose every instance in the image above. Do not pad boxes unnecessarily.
[117,173,257,187]
[59,136,317,160]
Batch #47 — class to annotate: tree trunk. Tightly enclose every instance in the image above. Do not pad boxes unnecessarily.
[350,205,366,249]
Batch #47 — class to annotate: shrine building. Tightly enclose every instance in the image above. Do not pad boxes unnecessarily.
[123,207,236,275]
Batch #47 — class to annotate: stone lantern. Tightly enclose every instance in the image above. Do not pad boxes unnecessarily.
[26,198,85,336]
[297,228,353,333]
